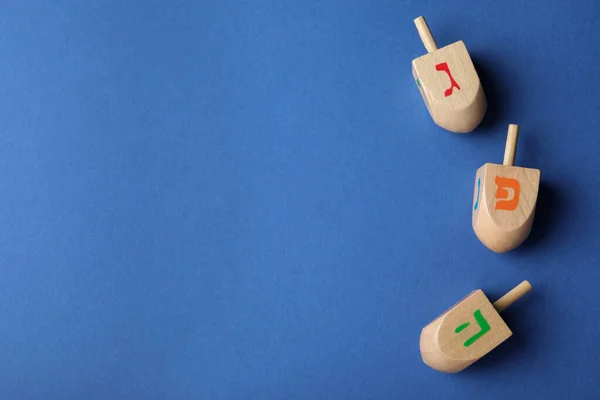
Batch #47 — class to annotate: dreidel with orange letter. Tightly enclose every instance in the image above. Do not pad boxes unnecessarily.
[412,16,487,133]
[420,280,532,373]
[472,124,540,253]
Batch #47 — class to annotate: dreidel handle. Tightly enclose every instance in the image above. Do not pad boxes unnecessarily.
[503,124,520,166]
[414,16,438,53]
[493,280,532,313]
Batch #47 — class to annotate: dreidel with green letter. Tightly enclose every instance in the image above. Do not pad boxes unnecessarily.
[412,16,487,133]
[420,281,531,373]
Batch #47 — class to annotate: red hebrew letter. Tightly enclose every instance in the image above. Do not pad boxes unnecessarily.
[435,62,461,97]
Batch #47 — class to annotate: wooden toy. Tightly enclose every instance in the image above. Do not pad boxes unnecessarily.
[472,124,540,253]
[420,280,531,373]
[412,16,487,133]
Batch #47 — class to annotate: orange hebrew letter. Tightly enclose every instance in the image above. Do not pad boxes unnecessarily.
[435,62,461,97]
[494,176,520,211]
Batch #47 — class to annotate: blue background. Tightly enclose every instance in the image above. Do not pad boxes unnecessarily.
[1,0,598,398]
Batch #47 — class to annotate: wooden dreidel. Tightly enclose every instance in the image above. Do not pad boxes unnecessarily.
[420,280,532,373]
[412,16,487,133]
[472,124,541,253]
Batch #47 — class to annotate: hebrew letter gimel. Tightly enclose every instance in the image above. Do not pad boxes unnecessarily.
[435,62,461,97]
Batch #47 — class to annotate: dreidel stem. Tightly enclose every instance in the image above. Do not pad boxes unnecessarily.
[414,16,438,53]
[493,280,532,313]
[503,124,520,166]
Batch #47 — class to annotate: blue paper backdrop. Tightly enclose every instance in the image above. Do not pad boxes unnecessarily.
[1,1,599,398]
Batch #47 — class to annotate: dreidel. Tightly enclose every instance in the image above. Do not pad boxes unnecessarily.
[412,16,486,133]
[472,124,540,253]
[420,280,532,373]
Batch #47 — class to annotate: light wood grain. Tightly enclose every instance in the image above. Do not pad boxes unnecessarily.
[411,17,486,133]
[414,16,438,53]
[493,281,532,313]
[503,124,519,166]
[420,290,511,373]
[472,125,540,253]
[420,281,532,373]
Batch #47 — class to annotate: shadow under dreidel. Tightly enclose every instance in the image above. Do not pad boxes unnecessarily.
[471,57,510,132]
[514,182,564,253]
[460,287,541,375]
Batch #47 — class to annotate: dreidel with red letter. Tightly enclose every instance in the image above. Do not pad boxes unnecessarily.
[412,16,487,133]
[472,124,540,253]
[420,280,532,373]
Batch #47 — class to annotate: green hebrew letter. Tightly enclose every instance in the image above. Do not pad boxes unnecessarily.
[454,309,491,348]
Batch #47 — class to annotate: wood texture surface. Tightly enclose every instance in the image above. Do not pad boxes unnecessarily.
[420,290,511,373]
[472,125,540,252]
[412,17,486,133]
[493,281,532,313]
[414,16,438,53]
[420,281,531,373]
[503,124,519,166]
